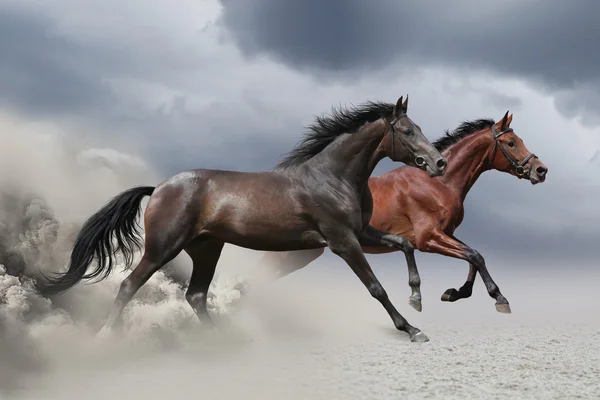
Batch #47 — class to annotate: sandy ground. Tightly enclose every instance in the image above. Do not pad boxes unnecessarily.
[1,253,599,400]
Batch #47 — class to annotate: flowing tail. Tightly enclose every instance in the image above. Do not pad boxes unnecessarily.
[36,186,156,296]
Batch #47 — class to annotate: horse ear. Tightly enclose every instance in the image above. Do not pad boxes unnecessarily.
[497,110,510,130]
[506,113,513,127]
[401,94,409,113]
[393,96,404,117]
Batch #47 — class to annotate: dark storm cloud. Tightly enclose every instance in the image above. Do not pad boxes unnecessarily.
[0,8,117,115]
[219,0,600,120]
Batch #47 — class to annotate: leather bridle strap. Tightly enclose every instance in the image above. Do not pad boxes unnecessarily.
[489,125,538,178]
[388,114,406,159]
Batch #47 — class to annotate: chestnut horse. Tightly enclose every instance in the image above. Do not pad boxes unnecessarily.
[36,96,448,342]
[260,111,548,314]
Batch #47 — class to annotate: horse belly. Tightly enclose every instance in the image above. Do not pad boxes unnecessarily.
[209,223,326,251]
[204,196,326,251]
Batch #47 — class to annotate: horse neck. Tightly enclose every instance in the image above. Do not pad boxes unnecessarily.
[316,120,387,189]
[438,129,494,201]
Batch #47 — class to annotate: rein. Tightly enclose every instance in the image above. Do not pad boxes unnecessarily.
[489,125,537,178]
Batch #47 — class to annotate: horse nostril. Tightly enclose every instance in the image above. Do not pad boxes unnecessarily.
[536,166,548,176]
[436,158,447,171]
[415,156,426,167]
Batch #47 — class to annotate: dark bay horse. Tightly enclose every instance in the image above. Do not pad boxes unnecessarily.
[36,96,448,342]
[260,112,548,314]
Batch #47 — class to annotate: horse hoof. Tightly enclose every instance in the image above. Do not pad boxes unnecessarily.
[495,303,512,314]
[440,288,457,302]
[408,297,422,312]
[410,331,430,343]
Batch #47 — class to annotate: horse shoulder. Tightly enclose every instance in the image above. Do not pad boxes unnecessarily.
[366,173,415,242]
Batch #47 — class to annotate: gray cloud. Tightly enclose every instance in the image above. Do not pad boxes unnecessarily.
[0,9,117,116]
[457,187,598,265]
[219,0,600,121]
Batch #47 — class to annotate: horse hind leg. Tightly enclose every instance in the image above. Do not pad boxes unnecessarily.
[101,236,188,333]
[102,214,194,332]
[183,236,224,328]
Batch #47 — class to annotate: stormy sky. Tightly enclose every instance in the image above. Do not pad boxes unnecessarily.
[1,0,599,265]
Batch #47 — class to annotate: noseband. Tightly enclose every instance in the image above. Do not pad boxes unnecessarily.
[489,125,537,178]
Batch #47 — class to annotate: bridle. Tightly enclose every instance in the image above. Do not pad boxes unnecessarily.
[489,125,537,178]
[388,114,404,158]
[388,114,426,167]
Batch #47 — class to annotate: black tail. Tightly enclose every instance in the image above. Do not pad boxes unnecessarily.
[36,186,155,296]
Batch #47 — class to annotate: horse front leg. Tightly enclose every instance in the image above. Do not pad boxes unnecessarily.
[441,263,477,303]
[327,230,428,342]
[422,229,510,314]
[439,235,478,303]
[358,225,423,312]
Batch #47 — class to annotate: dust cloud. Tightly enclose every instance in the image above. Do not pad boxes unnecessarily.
[0,110,247,394]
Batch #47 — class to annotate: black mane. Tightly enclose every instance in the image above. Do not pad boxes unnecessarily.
[433,118,496,152]
[275,101,394,170]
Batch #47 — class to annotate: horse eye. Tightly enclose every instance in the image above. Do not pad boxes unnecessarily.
[403,128,412,136]
[508,141,515,147]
